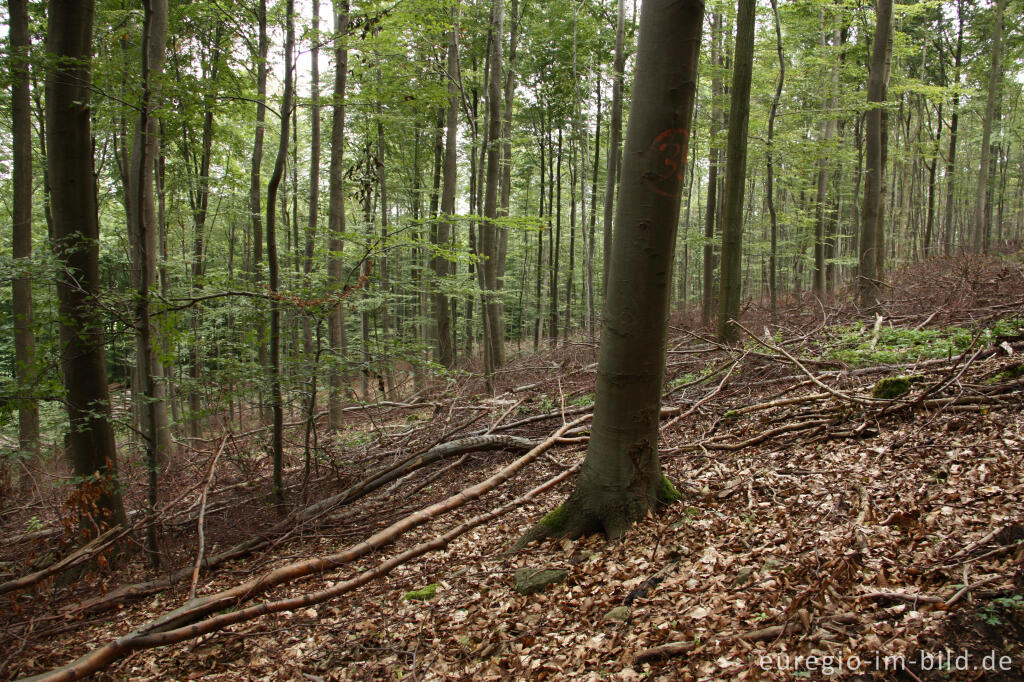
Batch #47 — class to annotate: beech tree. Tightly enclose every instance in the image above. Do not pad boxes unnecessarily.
[518,0,703,542]
[9,0,39,475]
[45,0,126,531]
[858,0,893,308]
[716,0,755,344]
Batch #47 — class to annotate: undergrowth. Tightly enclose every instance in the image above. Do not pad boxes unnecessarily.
[819,317,1023,366]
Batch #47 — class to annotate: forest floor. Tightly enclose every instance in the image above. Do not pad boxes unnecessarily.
[3,253,1024,681]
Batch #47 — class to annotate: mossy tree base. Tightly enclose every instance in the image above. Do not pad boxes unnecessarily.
[512,467,682,551]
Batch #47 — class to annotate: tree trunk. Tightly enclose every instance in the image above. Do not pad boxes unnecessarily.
[128,0,170,564]
[971,0,1006,254]
[941,0,962,256]
[518,0,702,543]
[858,0,892,308]
[250,0,269,408]
[187,25,222,438]
[433,7,459,369]
[701,12,722,326]
[481,0,506,374]
[602,0,626,298]
[327,3,350,429]
[46,0,126,531]
[10,0,40,477]
[303,0,321,360]
[265,0,296,506]
[766,0,784,327]
[716,0,755,344]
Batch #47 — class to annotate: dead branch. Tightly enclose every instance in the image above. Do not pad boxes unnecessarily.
[188,435,228,601]
[66,433,538,617]
[22,417,587,682]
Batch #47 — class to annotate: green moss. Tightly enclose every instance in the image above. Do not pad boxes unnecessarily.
[723,410,740,421]
[992,363,1024,382]
[540,504,569,532]
[403,583,438,601]
[659,473,682,505]
[872,374,925,399]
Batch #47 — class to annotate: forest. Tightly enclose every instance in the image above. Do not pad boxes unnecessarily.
[2,0,1024,678]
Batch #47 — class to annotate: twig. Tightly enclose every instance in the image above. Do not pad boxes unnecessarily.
[188,435,229,601]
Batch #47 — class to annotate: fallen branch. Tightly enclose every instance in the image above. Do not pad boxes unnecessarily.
[22,417,587,682]
[67,433,537,617]
[188,435,228,601]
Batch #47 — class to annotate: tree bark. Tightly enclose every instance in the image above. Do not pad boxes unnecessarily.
[303,0,321,359]
[941,0,962,257]
[701,12,722,327]
[481,0,506,374]
[971,0,1006,254]
[265,0,296,506]
[46,0,126,531]
[9,0,40,475]
[519,0,702,542]
[766,0,784,327]
[433,6,459,369]
[717,0,756,343]
[858,0,892,308]
[327,2,350,429]
[602,0,626,298]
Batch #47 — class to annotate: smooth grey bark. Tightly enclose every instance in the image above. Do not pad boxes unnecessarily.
[858,0,892,307]
[812,19,834,298]
[128,0,169,564]
[481,0,506,375]
[519,0,702,542]
[327,2,350,429]
[9,0,40,472]
[186,25,221,438]
[701,11,722,326]
[716,0,755,343]
[433,7,459,369]
[46,0,126,531]
[971,0,1006,253]
[303,0,321,359]
[250,0,269,394]
[602,0,626,298]
[941,1,963,256]
[265,0,296,506]
[766,0,784,327]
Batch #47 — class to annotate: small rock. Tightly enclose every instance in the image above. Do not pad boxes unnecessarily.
[513,567,568,595]
[604,605,631,622]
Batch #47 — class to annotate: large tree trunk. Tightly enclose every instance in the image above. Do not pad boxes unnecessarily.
[433,6,459,369]
[716,0,755,344]
[46,0,126,531]
[265,0,296,506]
[128,0,170,564]
[518,0,702,543]
[327,3,350,429]
[858,0,892,308]
[971,0,1006,254]
[9,0,40,479]
[480,0,506,375]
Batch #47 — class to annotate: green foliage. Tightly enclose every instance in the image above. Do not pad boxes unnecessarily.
[820,318,1024,367]
[979,595,1024,627]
